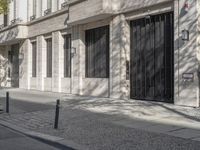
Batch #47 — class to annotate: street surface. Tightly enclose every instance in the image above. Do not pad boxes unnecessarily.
[1,89,200,150]
[0,125,74,150]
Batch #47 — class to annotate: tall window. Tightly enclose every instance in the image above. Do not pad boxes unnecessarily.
[47,0,52,9]
[32,42,37,77]
[85,26,109,78]
[46,38,52,77]
[56,0,59,10]
[63,34,71,77]
[4,14,8,26]
[32,0,36,16]
[13,0,17,19]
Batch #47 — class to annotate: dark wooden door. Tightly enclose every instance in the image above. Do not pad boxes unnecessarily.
[130,12,174,103]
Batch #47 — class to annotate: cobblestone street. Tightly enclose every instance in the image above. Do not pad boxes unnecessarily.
[1,89,200,150]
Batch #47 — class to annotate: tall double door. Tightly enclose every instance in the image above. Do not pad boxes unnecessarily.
[130,12,174,103]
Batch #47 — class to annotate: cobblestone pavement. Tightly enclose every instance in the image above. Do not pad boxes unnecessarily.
[1,106,200,150]
[1,89,200,149]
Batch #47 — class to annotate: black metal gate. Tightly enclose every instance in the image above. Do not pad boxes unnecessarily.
[130,12,174,103]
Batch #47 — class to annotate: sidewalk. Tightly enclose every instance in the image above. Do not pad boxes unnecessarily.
[1,88,200,149]
[61,96,200,130]
[0,88,67,104]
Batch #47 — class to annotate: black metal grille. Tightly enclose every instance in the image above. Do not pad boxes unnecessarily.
[32,42,37,77]
[130,12,174,103]
[85,25,109,78]
[46,38,52,78]
[64,34,71,78]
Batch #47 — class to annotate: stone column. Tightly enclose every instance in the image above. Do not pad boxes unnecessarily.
[109,14,130,99]
[0,46,8,87]
[37,36,46,91]
[19,40,29,89]
[71,25,84,95]
[26,39,32,90]
[174,0,199,107]
[52,31,62,92]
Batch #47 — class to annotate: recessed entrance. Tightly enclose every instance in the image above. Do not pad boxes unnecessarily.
[8,44,19,88]
[130,12,174,103]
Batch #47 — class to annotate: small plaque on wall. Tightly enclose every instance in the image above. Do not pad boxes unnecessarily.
[182,73,194,82]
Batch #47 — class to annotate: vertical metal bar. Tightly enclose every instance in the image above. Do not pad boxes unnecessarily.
[6,92,9,113]
[54,99,60,129]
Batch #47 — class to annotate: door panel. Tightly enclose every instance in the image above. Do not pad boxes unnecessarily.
[130,12,174,103]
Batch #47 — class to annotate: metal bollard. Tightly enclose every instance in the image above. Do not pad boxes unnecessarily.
[54,99,60,129]
[6,92,9,113]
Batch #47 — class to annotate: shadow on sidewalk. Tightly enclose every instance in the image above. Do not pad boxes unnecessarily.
[62,96,200,123]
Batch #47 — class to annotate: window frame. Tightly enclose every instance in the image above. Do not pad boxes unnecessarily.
[63,34,72,78]
[47,0,52,10]
[46,38,52,78]
[32,0,37,16]
[31,41,37,77]
[85,25,110,78]
[13,0,17,19]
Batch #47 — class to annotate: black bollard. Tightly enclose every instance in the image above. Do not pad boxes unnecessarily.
[54,99,60,129]
[6,92,9,113]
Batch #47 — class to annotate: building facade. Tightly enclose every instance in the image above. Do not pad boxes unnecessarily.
[0,0,199,107]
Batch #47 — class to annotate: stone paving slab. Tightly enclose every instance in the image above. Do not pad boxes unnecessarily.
[166,128,200,139]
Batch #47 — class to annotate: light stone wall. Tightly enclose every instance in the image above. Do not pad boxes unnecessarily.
[19,40,29,89]
[0,25,28,45]
[0,46,8,87]
[37,35,45,91]
[109,14,130,99]
[0,15,4,25]
[0,0,200,107]
[119,0,172,13]
[173,0,199,107]
[69,0,103,22]
[27,10,68,38]
[52,31,62,92]
[71,25,82,95]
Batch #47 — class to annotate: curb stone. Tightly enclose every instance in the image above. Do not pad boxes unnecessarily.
[0,120,88,150]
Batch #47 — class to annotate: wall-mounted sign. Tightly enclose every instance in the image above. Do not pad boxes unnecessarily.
[182,73,194,82]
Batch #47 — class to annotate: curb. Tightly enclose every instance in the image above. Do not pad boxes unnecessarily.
[0,120,88,150]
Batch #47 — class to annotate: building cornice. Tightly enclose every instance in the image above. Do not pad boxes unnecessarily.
[26,8,69,26]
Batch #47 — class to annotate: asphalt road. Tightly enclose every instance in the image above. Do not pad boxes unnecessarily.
[0,125,74,150]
